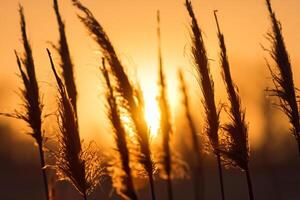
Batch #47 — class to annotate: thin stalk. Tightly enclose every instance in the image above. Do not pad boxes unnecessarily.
[166,173,173,200]
[83,192,87,200]
[245,166,254,200]
[12,51,50,200]
[38,142,50,200]
[214,10,253,200]
[101,58,138,200]
[157,10,173,200]
[185,1,225,200]
[148,172,156,200]
[10,6,50,199]
[178,70,204,200]
[217,153,225,200]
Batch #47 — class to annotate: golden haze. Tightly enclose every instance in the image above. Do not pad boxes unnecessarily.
[0,0,299,148]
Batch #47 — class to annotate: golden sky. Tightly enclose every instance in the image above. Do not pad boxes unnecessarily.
[0,0,299,147]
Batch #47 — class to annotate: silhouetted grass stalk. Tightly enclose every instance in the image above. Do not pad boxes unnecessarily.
[71,1,156,199]
[178,70,204,200]
[265,0,300,155]
[156,11,173,200]
[214,11,253,200]
[0,6,50,200]
[101,58,138,200]
[47,49,100,200]
[53,0,78,116]
[185,1,225,199]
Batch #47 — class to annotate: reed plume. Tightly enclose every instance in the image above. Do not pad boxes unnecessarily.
[156,11,173,200]
[71,1,155,199]
[213,11,254,200]
[53,0,78,116]
[47,49,101,200]
[185,1,225,199]
[0,5,49,200]
[178,70,204,200]
[101,58,138,200]
[264,0,300,155]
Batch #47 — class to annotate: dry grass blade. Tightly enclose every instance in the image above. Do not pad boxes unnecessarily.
[53,0,78,115]
[101,58,138,200]
[185,0,219,152]
[156,10,173,200]
[71,1,156,199]
[213,11,249,172]
[17,5,43,146]
[0,5,50,200]
[265,0,300,155]
[214,11,254,200]
[178,70,204,200]
[47,49,101,200]
[71,0,132,102]
[185,1,225,199]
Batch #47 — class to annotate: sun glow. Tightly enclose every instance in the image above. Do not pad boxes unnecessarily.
[118,88,161,139]
[144,99,160,138]
[143,90,160,138]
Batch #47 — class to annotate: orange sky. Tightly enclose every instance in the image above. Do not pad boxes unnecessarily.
[0,0,299,147]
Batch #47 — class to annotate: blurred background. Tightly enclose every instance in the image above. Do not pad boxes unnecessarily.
[0,0,300,199]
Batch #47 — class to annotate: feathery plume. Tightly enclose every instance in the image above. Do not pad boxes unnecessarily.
[71,1,156,199]
[178,70,204,200]
[265,0,300,155]
[185,1,225,199]
[53,0,78,115]
[17,6,43,148]
[214,11,254,200]
[0,5,49,200]
[101,58,138,200]
[156,10,173,200]
[47,49,101,200]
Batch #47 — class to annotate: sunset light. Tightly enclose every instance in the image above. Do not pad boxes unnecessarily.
[1,0,300,200]
[143,90,160,138]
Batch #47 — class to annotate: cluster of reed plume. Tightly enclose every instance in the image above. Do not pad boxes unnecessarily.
[3,0,299,200]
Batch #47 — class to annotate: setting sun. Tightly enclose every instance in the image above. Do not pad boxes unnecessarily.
[1,0,300,200]
[143,89,160,138]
